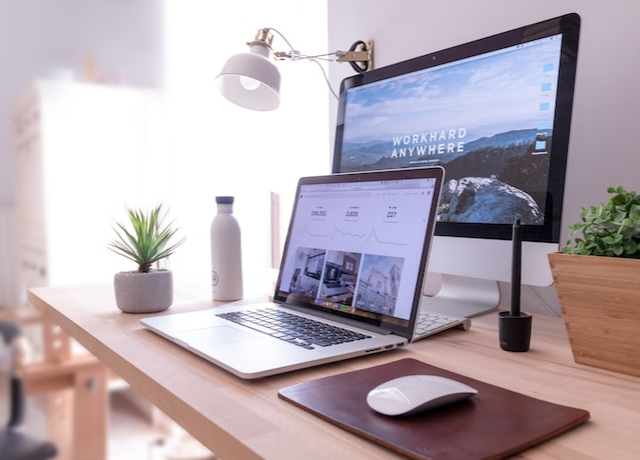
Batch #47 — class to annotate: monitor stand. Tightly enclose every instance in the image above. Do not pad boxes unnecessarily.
[420,273,500,318]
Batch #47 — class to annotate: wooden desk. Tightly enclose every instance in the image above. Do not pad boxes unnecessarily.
[28,282,640,460]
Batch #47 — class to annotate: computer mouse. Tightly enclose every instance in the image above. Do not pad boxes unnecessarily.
[366,374,478,417]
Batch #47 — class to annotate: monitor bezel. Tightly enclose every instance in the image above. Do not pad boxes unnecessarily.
[331,13,581,244]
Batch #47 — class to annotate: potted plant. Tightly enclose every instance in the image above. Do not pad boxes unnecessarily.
[548,186,640,377]
[108,204,185,313]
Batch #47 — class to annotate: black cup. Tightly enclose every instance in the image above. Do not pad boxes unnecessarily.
[498,311,532,352]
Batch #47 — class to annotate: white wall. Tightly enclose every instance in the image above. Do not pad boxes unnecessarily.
[327,0,640,315]
[1,1,330,304]
[0,0,163,306]
[0,0,164,206]
[151,1,331,297]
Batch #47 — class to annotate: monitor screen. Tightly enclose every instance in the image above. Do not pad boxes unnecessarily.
[331,14,580,316]
[332,13,579,243]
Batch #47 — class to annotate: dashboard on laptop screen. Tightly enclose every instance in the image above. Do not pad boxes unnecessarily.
[274,172,440,331]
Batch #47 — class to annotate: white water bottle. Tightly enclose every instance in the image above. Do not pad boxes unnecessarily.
[210,196,243,301]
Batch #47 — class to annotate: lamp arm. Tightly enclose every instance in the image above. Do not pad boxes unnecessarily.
[267,28,297,54]
[266,27,373,74]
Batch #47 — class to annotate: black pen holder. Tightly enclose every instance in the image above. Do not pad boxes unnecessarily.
[498,312,532,352]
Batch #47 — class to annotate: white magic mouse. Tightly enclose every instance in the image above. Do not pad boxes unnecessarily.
[366,374,478,417]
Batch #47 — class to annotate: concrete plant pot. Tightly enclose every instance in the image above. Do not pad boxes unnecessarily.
[114,270,174,313]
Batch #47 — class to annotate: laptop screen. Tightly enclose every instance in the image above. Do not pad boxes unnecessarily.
[273,167,443,337]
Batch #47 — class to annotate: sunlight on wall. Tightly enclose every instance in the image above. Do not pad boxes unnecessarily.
[162,1,331,297]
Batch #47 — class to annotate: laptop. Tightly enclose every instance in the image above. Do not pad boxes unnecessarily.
[141,167,445,379]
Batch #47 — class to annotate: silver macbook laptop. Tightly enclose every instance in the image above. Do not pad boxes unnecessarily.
[141,167,444,379]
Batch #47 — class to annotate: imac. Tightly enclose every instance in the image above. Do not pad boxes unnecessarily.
[331,14,581,317]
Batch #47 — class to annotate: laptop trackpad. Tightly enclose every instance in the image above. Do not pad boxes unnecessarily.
[177,326,263,347]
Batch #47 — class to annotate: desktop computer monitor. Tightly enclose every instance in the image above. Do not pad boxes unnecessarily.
[331,13,581,317]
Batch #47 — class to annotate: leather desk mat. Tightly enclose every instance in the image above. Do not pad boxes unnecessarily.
[278,358,590,460]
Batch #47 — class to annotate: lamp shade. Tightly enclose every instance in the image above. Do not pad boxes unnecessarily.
[215,44,281,111]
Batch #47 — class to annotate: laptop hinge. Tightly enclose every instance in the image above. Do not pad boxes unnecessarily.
[281,303,394,336]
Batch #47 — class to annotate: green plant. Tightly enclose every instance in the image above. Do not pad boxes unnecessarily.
[562,186,640,258]
[108,204,186,273]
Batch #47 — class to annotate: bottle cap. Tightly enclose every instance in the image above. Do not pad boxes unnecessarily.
[215,196,234,204]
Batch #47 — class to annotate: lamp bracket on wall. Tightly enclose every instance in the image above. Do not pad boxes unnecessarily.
[336,40,374,73]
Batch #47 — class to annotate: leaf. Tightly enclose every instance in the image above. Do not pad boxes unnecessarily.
[107,204,186,272]
[630,204,640,221]
[624,240,639,255]
[612,210,626,223]
[612,244,624,256]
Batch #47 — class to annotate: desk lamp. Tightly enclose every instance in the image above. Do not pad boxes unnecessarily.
[215,28,374,110]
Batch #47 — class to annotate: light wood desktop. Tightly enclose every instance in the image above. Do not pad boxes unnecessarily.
[28,281,640,460]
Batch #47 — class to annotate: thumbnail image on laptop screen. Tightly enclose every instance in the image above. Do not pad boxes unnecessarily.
[274,171,441,332]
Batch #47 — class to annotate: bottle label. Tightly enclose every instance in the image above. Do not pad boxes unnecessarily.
[211,271,219,286]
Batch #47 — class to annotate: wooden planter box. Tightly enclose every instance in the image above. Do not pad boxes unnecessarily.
[548,252,640,377]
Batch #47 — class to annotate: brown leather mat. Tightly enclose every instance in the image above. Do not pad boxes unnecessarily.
[278,358,590,460]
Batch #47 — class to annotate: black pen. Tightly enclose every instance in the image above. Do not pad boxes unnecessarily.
[511,218,522,317]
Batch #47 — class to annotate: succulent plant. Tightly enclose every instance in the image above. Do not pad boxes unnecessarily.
[108,204,186,273]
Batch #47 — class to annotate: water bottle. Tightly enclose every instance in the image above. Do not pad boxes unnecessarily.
[210,196,243,301]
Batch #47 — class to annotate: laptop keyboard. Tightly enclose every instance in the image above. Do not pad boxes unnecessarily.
[217,307,372,350]
[414,310,470,340]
